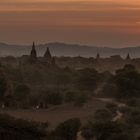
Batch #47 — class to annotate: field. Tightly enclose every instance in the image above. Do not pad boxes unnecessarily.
[3,98,105,128]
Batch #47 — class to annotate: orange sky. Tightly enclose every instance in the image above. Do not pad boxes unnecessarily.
[0,0,140,47]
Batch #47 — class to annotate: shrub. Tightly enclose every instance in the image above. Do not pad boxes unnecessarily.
[55,118,81,140]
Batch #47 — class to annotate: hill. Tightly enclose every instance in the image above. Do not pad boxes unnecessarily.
[0,42,140,58]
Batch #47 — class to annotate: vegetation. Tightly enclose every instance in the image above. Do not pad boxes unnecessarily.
[81,107,136,140]
[115,64,140,99]
[0,69,7,102]
[55,118,81,140]
[0,114,48,140]
[0,63,101,108]
[1,59,140,140]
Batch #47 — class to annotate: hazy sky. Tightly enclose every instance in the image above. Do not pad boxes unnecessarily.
[0,0,140,47]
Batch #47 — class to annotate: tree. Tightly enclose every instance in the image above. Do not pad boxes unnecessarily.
[125,108,140,126]
[0,70,7,102]
[115,64,140,99]
[81,123,95,140]
[14,84,30,108]
[15,84,30,101]
[105,102,118,114]
[90,121,134,140]
[45,92,63,105]
[55,118,81,140]
[0,114,47,140]
[76,68,100,92]
[65,91,76,103]
[108,133,136,140]
[81,121,134,140]
[94,109,112,122]
[74,92,88,106]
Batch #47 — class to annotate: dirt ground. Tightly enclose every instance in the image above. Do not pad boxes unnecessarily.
[3,99,105,128]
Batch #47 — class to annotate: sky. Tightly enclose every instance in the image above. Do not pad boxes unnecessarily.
[0,0,140,47]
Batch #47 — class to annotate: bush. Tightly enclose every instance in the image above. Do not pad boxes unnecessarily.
[115,64,140,99]
[55,118,81,140]
[14,84,30,108]
[126,98,140,107]
[81,123,95,140]
[45,92,63,105]
[76,68,100,92]
[65,91,76,103]
[0,114,48,140]
[105,102,118,114]
[125,108,140,126]
[14,84,30,101]
[0,71,7,102]
[108,133,136,140]
[93,109,112,122]
[74,93,88,107]
[90,121,134,140]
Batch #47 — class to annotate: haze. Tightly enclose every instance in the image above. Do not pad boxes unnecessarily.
[0,0,140,47]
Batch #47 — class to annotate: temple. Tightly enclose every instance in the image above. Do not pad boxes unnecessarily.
[44,47,52,64]
[96,53,100,60]
[29,42,55,66]
[126,53,131,60]
[20,42,138,73]
[29,42,37,63]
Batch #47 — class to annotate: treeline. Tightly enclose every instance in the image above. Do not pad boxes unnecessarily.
[0,64,102,108]
[0,63,140,108]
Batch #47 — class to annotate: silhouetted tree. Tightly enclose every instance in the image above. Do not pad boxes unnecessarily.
[0,70,7,102]
[76,68,100,92]
[14,84,30,108]
[55,118,81,140]
[115,64,140,99]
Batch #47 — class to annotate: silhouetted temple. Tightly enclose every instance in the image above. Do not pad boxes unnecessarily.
[29,42,37,63]
[96,53,100,60]
[44,47,52,64]
[126,53,131,60]
[14,42,139,72]
[0,41,138,73]
[28,42,55,66]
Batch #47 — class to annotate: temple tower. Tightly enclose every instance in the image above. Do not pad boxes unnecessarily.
[126,53,131,60]
[30,42,37,63]
[44,47,52,64]
[96,53,100,60]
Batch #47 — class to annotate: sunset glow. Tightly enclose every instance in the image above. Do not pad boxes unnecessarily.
[0,0,140,47]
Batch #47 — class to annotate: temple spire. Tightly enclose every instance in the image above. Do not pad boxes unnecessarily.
[32,41,35,49]
[30,42,37,63]
[96,53,100,59]
[126,53,131,60]
[44,47,52,64]
[44,47,51,58]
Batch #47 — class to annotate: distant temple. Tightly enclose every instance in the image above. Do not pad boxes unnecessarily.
[24,42,135,72]
[96,53,100,60]
[44,47,53,64]
[29,42,37,63]
[29,42,55,65]
[126,53,131,60]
